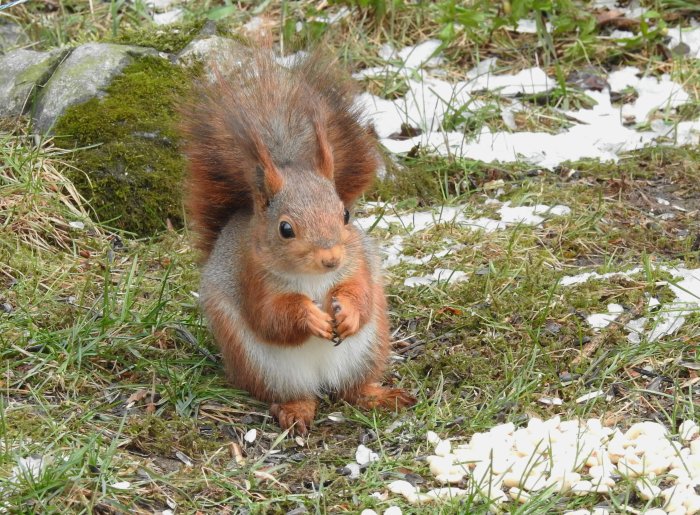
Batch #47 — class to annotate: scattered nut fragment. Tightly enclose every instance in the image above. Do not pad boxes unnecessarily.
[380,415,700,512]
[508,487,531,503]
[426,431,441,445]
[571,480,594,495]
[434,439,452,457]
[679,420,699,443]
[435,472,464,484]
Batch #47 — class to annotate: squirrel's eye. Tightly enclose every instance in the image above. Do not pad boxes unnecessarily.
[343,208,350,225]
[279,221,295,239]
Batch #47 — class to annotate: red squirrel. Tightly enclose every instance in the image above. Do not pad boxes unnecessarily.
[181,49,415,434]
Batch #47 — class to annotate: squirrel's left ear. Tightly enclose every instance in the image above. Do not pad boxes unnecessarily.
[253,163,283,208]
[314,117,334,181]
[250,132,284,208]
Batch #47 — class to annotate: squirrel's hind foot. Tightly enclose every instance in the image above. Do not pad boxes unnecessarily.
[343,382,416,411]
[270,398,318,435]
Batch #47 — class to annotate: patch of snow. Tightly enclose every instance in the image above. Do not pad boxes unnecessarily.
[398,39,444,69]
[146,0,178,10]
[617,73,689,123]
[11,456,46,483]
[647,266,700,342]
[559,267,643,286]
[610,30,636,40]
[315,6,350,25]
[592,0,618,8]
[511,19,553,34]
[404,268,469,288]
[498,203,571,224]
[153,8,183,25]
[467,66,554,96]
[563,266,700,343]
[667,25,700,59]
[356,202,568,236]
[355,41,699,169]
[354,206,466,233]
[586,303,625,330]
[625,317,647,344]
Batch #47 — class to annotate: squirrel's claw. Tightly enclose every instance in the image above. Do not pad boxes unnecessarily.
[332,297,361,339]
[270,399,316,436]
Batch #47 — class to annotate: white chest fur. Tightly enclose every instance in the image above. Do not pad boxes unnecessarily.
[275,269,344,302]
[241,319,377,400]
[210,270,377,400]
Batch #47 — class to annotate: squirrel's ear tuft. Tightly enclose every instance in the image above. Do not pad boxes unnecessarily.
[314,117,334,181]
[253,163,284,208]
[250,130,284,208]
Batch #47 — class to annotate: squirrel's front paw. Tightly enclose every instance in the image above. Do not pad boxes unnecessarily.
[331,297,361,339]
[304,300,334,340]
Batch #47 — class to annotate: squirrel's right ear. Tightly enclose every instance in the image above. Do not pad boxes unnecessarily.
[253,163,284,208]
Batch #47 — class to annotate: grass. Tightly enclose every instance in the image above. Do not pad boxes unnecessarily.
[1,0,700,513]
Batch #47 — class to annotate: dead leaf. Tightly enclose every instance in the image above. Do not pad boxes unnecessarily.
[595,9,640,28]
[126,390,148,406]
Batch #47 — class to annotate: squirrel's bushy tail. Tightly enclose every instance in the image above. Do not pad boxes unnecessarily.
[180,48,381,257]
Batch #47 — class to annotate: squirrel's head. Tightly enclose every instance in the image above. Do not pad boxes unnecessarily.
[249,122,355,276]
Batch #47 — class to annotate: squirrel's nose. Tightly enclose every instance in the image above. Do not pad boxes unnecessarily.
[322,257,339,269]
[317,246,342,271]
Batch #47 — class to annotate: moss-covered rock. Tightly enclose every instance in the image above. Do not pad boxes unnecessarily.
[34,43,159,133]
[110,19,206,54]
[0,49,65,118]
[53,56,195,235]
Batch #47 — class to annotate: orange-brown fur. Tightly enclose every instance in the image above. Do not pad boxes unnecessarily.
[181,50,379,259]
[182,48,414,434]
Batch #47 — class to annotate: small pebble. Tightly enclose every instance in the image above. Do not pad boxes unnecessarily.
[343,463,361,479]
[356,445,379,465]
[244,429,257,443]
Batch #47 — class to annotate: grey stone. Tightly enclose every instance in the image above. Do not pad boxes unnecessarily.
[0,49,65,118]
[0,20,28,54]
[33,42,160,134]
[176,35,247,81]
